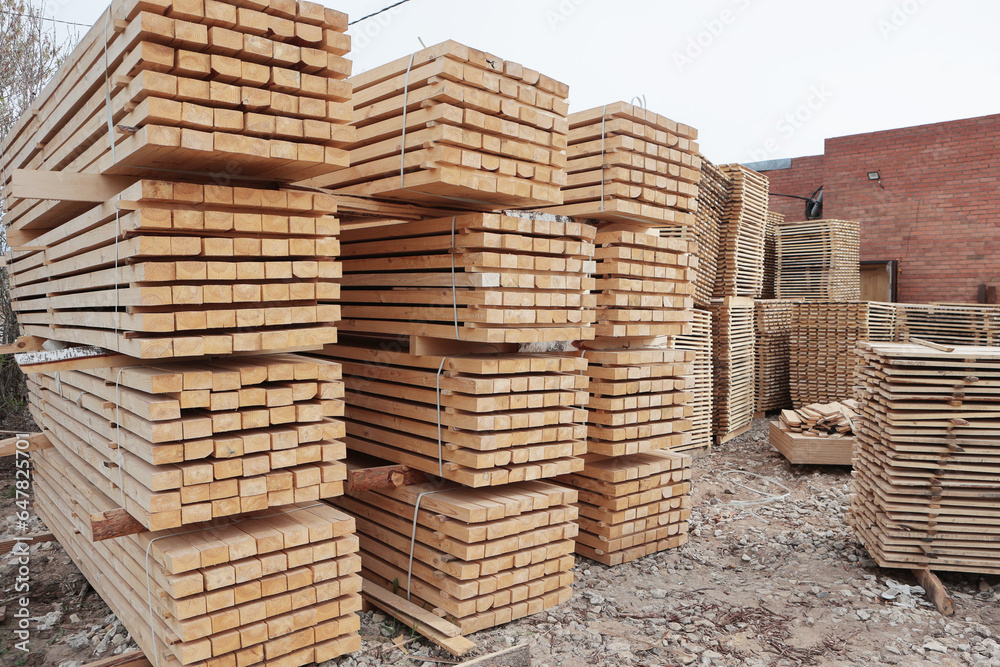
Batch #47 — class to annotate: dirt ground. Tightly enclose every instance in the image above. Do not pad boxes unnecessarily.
[3,417,1000,667]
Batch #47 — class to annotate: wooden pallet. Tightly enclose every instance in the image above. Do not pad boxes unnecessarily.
[754,299,799,412]
[331,478,577,635]
[850,342,1000,575]
[769,421,854,466]
[28,353,346,532]
[539,101,700,226]
[790,301,896,406]
[33,447,362,667]
[775,219,860,301]
[336,212,597,344]
[713,165,769,298]
[710,297,756,442]
[2,0,353,237]
[661,158,728,308]
[299,40,568,208]
[557,449,691,565]
[314,337,589,487]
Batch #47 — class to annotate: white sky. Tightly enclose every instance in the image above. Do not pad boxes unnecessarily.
[43,0,1000,164]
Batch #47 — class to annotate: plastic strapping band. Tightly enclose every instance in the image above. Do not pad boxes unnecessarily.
[142,504,324,667]
[103,8,117,165]
[600,104,608,212]
[407,489,448,602]
[399,52,416,190]
[435,357,450,478]
[450,216,460,340]
[114,368,127,511]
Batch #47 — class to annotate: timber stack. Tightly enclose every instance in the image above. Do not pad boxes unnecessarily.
[3,1,363,665]
[775,219,860,301]
[761,211,784,299]
[710,297,756,443]
[552,102,699,565]
[667,308,714,453]
[851,342,1000,574]
[894,303,1000,346]
[754,299,799,413]
[311,43,585,634]
[789,302,896,406]
[713,164,769,299]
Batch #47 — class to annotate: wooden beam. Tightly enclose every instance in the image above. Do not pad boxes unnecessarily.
[909,337,956,353]
[347,464,428,494]
[12,169,135,203]
[0,433,50,458]
[457,644,531,667]
[361,579,475,657]
[915,568,955,617]
[0,336,47,355]
[0,532,55,555]
[90,508,148,542]
[19,352,137,375]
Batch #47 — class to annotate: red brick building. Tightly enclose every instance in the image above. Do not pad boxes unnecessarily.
[750,114,1000,304]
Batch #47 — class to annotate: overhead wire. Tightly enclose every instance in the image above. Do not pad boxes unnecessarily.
[349,0,413,25]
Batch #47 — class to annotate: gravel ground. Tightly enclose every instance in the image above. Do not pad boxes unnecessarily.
[3,417,1000,667]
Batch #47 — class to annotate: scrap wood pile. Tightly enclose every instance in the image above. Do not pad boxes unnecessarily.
[542,102,701,226]
[775,219,860,302]
[778,400,859,436]
[713,164,769,298]
[710,297,756,443]
[790,301,896,407]
[304,40,569,208]
[754,299,799,413]
[851,342,1000,574]
[761,211,784,299]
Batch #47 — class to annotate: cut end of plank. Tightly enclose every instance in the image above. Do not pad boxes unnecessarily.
[89,508,147,542]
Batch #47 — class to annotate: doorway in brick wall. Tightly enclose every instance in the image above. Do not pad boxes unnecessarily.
[861,260,898,302]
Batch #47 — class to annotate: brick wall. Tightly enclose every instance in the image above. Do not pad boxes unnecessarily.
[748,114,1000,304]
[824,114,1000,304]
[759,155,825,222]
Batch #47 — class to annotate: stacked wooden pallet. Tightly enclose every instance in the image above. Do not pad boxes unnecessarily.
[754,299,799,413]
[557,450,692,566]
[761,211,784,299]
[334,479,577,634]
[851,342,1000,574]
[789,302,896,406]
[2,0,353,235]
[659,159,727,309]
[28,354,346,531]
[303,40,568,208]
[336,212,596,344]
[540,102,701,226]
[35,449,362,667]
[8,180,341,358]
[713,165,769,298]
[317,338,588,487]
[711,297,756,443]
[667,308,713,452]
[776,220,860,301]
[895,303,1000,346]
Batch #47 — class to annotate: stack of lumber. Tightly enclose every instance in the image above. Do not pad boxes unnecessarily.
[713,165,769,298]
[336,212,597,344]
[303,40,568,208]
[761,211,784,299]
[895,303,1000,346]
[851,342,1000,574]
[317,338,589,487]
[556,450,691,566]
[790,302,896,406]
[2,0,353,233]
[667,308,714,453]
[541,101,701,226]
[35,447,362,667]
[582,347,694,457]
[711,297,756,443]
[333,479,576,634]
[778,400,858,435]
[775,220,860,301]
[591,230,695,339]
[8,180,341,359]
[660,159,728,309]
[28,354,347,531]
[754,299,799,413]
